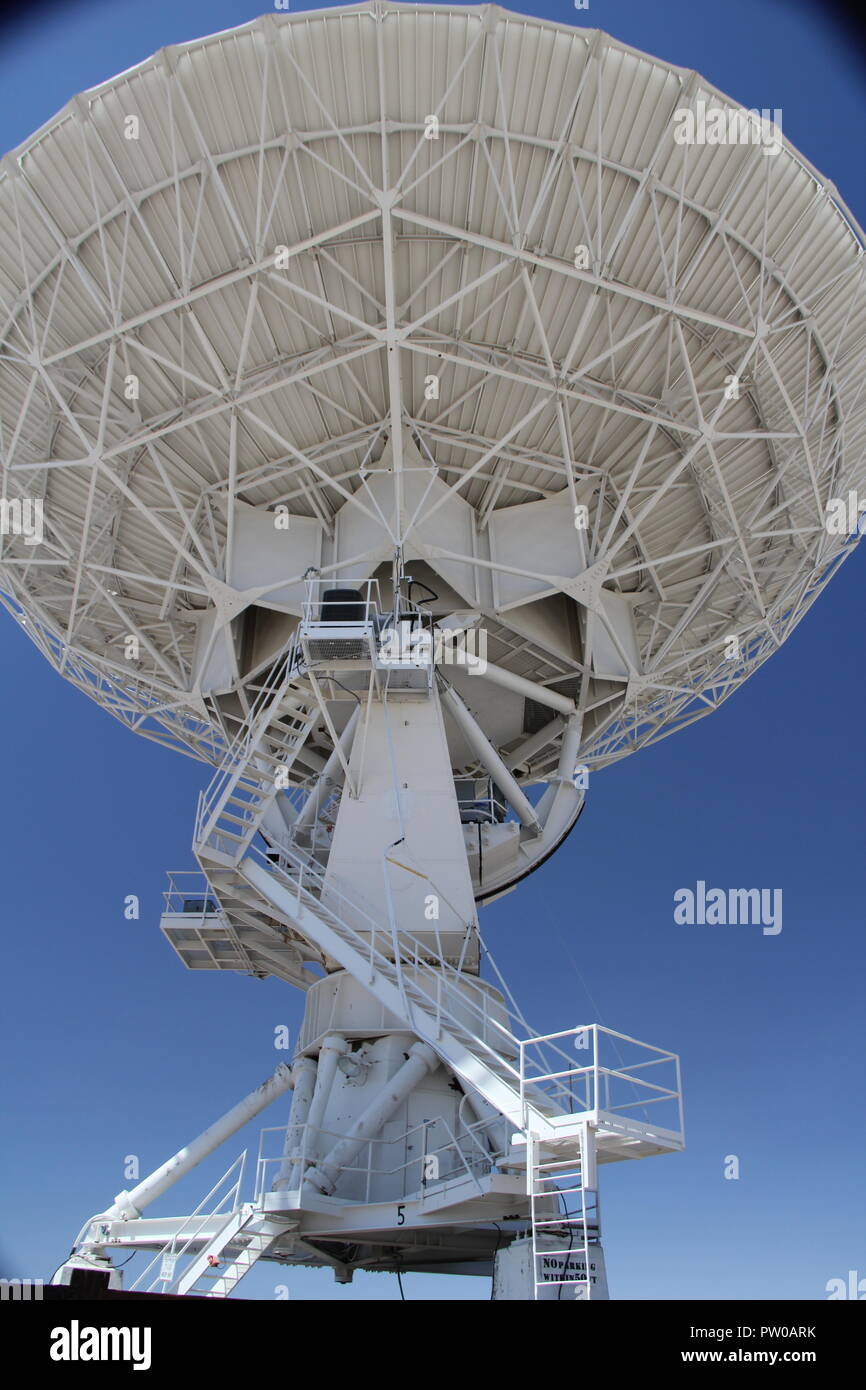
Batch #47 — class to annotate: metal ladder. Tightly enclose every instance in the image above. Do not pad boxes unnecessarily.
[527,1129,597,1300]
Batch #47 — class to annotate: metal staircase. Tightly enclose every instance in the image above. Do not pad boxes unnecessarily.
[125,1153,288,1298]
[193,687,582,1138]
[168,646,682,1296]
[241,851,563,1134]
[174,1206,286,1297]
[197,641,318,869]
[127,1153,294,1299]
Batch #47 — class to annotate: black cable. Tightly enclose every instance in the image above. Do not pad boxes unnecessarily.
[558,1210,575,1302]
[324,675,363,708]
[47,1245,134,1286]
[48,1249,77,1285]
[553,1191,591,1301]
[489,1221,505,1299]
[406,577,439,606]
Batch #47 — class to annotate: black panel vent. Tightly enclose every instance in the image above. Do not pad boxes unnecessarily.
[522,676,582,733]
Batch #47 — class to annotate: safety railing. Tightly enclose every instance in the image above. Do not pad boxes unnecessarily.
[254,1110,499,1208]
[300,576,383,628]
[162,870,221,918]
[179,834,675,1141]
[194,633,308,855]
[241,836,581,1120]
[454,776,509,825]
[128,1152,247,1294]
[299,575,432,631]
[518,1026,684,1141]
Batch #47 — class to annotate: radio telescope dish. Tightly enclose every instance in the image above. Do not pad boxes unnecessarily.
[1,4,863,1298]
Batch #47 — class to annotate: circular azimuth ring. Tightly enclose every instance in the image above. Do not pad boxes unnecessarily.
[1,3,864,802]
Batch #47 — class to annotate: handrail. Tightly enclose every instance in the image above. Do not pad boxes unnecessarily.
[299,576,432,630]
[162,869,223,916]
[240,838,579,1117]
[255,840,519,1039]
[518,1026,683,1137]
[195,716,680,1136]
[254,1112,496,1208]
[195,634,307,848]
[128,1151,246,1293]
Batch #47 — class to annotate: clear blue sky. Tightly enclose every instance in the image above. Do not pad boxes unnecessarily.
[0,0,863,1301]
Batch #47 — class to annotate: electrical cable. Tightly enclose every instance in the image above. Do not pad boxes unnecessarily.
[48,1250,77,1285]
[47,1246,135,1287]
[489,1221,505,1299]
[406,577,438,606]
[326,675,363,708]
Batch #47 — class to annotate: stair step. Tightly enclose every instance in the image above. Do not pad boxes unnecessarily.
[223,789,269,807]
[260,743,305,761]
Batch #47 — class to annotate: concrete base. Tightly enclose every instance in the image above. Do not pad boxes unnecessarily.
[493,1236,609,1300]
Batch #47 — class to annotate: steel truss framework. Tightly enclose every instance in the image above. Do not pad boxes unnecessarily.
[1,3,865,786]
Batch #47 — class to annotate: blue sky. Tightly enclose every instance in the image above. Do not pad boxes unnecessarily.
[0,0,863,1301]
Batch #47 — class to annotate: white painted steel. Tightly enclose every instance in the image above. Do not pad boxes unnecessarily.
[274,1056,318,1191]
[103,1062,294,1219]
[303,1039,439,1195]
[302,1034,349,1164]
[12,1,860,1297]
[1,3,862,796]
[440,679,541,830]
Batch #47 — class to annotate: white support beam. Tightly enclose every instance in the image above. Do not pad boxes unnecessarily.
[440,679,541,834]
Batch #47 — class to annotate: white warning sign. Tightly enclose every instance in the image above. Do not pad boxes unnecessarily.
[493,1238,610,1300]
[537,1246,609,1299]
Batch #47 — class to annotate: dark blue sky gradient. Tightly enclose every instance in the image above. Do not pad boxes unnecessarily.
[0,0,863,1300]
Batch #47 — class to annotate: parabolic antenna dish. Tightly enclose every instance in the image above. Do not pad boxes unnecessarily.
[1,1,864,782]
[6,2,865,1301]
